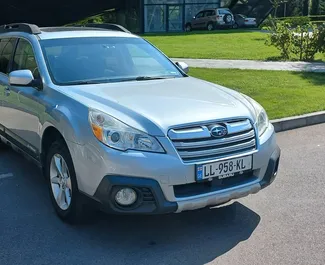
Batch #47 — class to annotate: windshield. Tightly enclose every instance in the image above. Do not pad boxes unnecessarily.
[40,37,184,85]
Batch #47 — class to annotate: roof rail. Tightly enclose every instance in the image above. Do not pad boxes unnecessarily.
[0,23,41,34]
[81,23,131,33]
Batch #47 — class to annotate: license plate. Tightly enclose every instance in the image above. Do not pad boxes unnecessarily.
[196,156,252,181]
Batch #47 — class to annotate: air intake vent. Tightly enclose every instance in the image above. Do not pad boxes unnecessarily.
[139,187,155,202]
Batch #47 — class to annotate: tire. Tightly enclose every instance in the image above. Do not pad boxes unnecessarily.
[185,23,192,32]
[45,139,87,224]
[232,22,239,29]
[223,14,232,24]
[207,22,214,31]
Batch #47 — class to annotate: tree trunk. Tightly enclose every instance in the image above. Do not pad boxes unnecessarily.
[300,32,303,61]
[311,0,320,14]
[274,6,278,17]
[303,0,310,15]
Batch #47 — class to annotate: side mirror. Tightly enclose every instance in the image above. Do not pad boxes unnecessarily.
[176,62,189,74]
[9,70,34,86]
[9,70,42,89]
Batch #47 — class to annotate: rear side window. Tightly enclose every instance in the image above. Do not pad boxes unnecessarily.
[204,10,215,17]
[0,38,16,74]
[13,39,39,79]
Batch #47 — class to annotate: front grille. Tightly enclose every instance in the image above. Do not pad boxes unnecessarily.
[174,171,256,198]
[168,119,257,163]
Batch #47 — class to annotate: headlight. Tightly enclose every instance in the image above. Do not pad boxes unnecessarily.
[89,109,165,153]
[242,95,269,137]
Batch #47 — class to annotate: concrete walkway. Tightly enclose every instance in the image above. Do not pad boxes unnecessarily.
[172,58,325,72]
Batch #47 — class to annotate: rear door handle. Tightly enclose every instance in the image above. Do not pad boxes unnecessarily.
[4,87,10,96]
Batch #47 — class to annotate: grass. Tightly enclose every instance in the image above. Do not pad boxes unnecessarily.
[189,68,325,119]
[144,30,325,61]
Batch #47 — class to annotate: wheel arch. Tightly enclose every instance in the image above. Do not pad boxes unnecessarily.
[39,105,89,164]
[40,125,67,166]
[207,21,215,30]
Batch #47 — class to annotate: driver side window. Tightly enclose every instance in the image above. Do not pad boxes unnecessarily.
[12,39,40,79]
[196,12,204,19]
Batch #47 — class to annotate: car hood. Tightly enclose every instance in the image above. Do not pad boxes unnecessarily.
[57,77,256,136]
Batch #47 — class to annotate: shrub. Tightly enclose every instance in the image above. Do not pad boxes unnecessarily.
[265,22,294,60]
[266,22,325,61]
[282,16,311,27]
[291,23,325,60]
[318,24,325,54]
[260,16,276,29]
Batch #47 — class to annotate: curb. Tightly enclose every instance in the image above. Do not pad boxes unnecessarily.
[271,111,325,133]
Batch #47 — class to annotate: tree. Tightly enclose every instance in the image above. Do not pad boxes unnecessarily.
[311,0,320,14]
[270,0,282,17]
[287,0,304,16]
[321,0,325,14]
[302,0,310,15]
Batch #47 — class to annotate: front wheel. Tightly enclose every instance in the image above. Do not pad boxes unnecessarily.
[185,23,192,32]
[232,22,239,29]
[46,139,87,224]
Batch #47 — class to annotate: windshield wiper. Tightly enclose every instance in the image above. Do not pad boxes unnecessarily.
[135,76,174,81]
[63,76,176,85]
[64,80,110,85]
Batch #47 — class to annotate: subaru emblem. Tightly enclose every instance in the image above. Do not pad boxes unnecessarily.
[210,125,227,138]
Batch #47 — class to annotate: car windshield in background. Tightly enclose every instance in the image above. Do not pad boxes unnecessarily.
[40,37,184,85]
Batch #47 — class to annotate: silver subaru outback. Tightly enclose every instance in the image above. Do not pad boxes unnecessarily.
[0,23,280,223]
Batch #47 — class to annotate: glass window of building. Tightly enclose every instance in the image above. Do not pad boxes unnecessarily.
[144,0,220,33]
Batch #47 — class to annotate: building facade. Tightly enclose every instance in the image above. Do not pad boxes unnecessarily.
[1,0,270,33]
[143,0,220,32]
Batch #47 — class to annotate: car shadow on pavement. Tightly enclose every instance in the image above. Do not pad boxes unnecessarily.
[76,201,260,264]
[0,149,261,265]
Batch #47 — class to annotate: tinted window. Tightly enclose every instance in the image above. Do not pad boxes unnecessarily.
[235,14,245,20]
[0,38,16,74]
[196,12,204,18]
[40,37,183,85]
[13,39,39,79]
[204,10,215,17]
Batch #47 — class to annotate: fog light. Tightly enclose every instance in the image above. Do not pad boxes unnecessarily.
[115,188,137,206]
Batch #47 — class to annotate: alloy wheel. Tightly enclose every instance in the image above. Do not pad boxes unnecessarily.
[49,154,72,210]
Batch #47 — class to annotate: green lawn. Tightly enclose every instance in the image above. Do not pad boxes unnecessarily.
[189,68,325,119]
[144,30,325,61]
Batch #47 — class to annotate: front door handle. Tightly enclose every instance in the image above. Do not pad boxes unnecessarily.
[4,87,10,96]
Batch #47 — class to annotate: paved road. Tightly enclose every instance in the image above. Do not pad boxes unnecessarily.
[1,124,325,265]
[172,58,325,72]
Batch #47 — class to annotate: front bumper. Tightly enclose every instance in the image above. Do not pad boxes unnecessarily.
[67,123,280,214]
[92,145,280,214]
